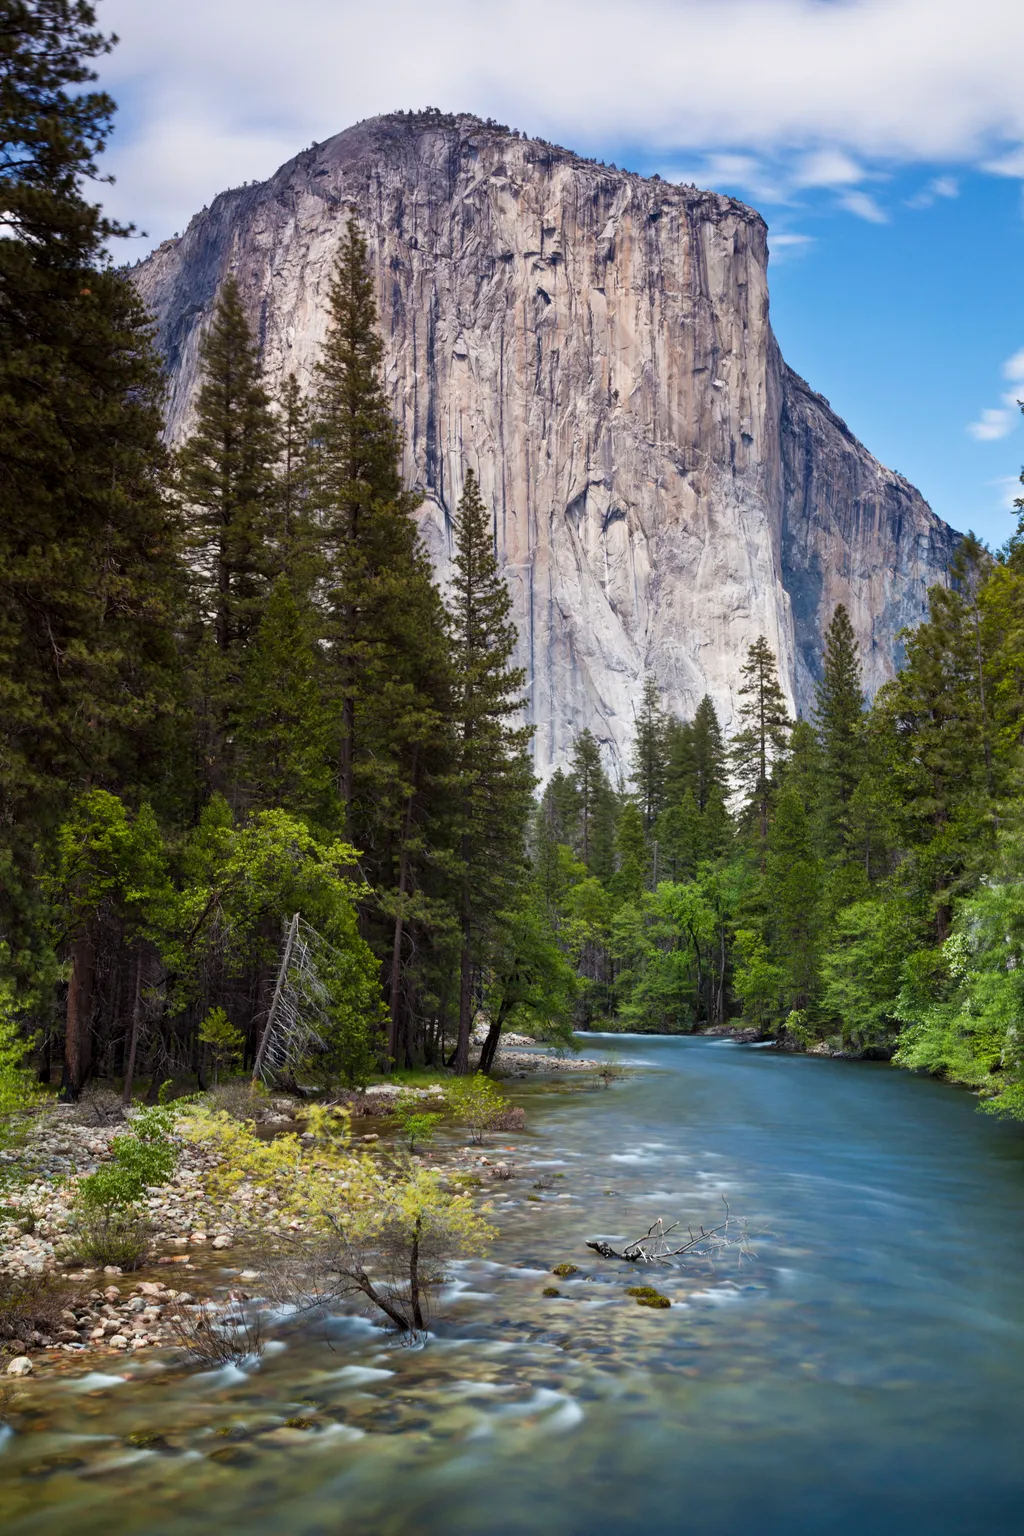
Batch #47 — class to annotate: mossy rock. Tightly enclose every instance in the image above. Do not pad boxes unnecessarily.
[526,1194,543,1203]
[551,1263,579,1278]
[125,1431,167,1450]
[541,1286,561,1298]
[284,1417,316,1430]
[626,1284,671,1308]
[208,1445,251,1465]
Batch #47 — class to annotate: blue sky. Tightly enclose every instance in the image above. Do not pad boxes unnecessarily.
[97,0,1024,546]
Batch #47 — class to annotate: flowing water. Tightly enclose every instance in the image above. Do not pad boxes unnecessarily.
[3,1036,1024,1535]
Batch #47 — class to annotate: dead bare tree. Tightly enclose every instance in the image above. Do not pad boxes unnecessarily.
[251,914,344,1083]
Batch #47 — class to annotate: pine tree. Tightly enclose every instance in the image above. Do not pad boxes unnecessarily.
[568,729,616,879]
[664,717,696,805]
[763,786,823,1020]
[814,605,866,855]
[275,372,317,592]
[313,217,431,827]
[311,218,453,1065]
[612,802,648,903]
[691,695,729,812]
[235,578,335,821]
[879,539,998,941]
[0,1,182,1053]
[631,676,668,829]
[176,276,280,656]
[448,470,534,1073]
[730,637,792,846]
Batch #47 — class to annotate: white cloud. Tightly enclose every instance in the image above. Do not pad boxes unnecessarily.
[984,146,1024,178]
[969,409,1014,442]
[993,476,1023,511]
[907,175,959,209]
[767,231,814,263]
[94,0,1024,248]
[838,190,888,223]
[791,149,866,188]
[969,349,1024,441]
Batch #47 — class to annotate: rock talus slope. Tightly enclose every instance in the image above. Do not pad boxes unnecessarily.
[134,111,958,778]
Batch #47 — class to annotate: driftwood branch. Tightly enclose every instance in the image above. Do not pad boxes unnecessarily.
[587,1201,744,1266]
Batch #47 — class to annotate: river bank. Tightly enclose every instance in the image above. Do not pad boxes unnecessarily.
[2,1037,1023,1536]
[0,1047,607,1374]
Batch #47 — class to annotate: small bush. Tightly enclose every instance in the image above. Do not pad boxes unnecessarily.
[208,1079,271,1122]
[392,1094,442,1152]
[68,1207,152,1270]
[0,1272,79,1350]
[198,1008,245,1085]
[445,1074,510,1144]
[72,1088,126,1126]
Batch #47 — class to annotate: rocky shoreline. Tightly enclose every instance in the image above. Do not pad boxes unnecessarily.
[0,1047,606,1376]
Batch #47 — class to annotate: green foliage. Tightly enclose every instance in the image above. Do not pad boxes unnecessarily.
[0,983,36,1142]
[631,677,668,829]
[447,468,535,1071]
[392,1094,442,1152]
[75,1118,176,1212]
[198,1007,245,1083]
[445,1073,509,1144]
[730,636,792,844]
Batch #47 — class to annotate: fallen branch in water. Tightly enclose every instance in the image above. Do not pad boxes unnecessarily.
[587,1201,751,1267]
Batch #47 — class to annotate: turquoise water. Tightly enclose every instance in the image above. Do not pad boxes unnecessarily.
[3,1037,1024,1534]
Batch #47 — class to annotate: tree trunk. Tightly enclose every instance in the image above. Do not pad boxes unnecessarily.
[455,937,473,1075]
[388,759,418,1066]
[122,952,144,1106]
[409,1215,424,1331]
[63,926,96,1099]
[339,694,354,833]
[478,999,513,1075]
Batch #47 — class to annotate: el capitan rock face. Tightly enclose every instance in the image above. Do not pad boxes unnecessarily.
[133,111,958,778]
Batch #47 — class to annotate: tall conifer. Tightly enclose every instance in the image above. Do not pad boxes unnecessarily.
[0,1,182,1086]
[731,637,792,846]
[448,470,534,1073]
[631,677,668,829]
[176,276,280,657]
[814,605,866,855]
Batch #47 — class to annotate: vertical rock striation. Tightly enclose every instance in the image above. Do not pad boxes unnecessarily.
[133,110,958,779]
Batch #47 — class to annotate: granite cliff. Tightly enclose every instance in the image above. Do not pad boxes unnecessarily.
[134,110,958,778]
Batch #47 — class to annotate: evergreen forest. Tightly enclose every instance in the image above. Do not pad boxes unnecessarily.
[3,0,1024,1128]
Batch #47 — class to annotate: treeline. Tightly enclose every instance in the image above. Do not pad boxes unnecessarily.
[0,2,532,1097]
[540,524,1024,1119]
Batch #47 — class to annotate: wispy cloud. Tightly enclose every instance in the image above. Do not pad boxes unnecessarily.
[838,190,888,223]
[969,350,1024,440]
[969,409,1015,442]
[907,175,959,209]
[97,0,1024,249]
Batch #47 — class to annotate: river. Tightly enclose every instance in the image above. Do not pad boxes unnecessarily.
[3,1036,1024,1535]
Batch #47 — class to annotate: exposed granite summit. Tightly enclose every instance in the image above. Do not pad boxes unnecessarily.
[134,110,958,778]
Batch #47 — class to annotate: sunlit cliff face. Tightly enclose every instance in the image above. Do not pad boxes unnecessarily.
[135,112,958,779]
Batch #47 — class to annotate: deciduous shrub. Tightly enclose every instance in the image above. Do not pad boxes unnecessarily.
[445,1074,510,1144]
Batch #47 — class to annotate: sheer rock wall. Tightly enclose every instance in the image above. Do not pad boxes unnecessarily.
[134,112,958,778]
